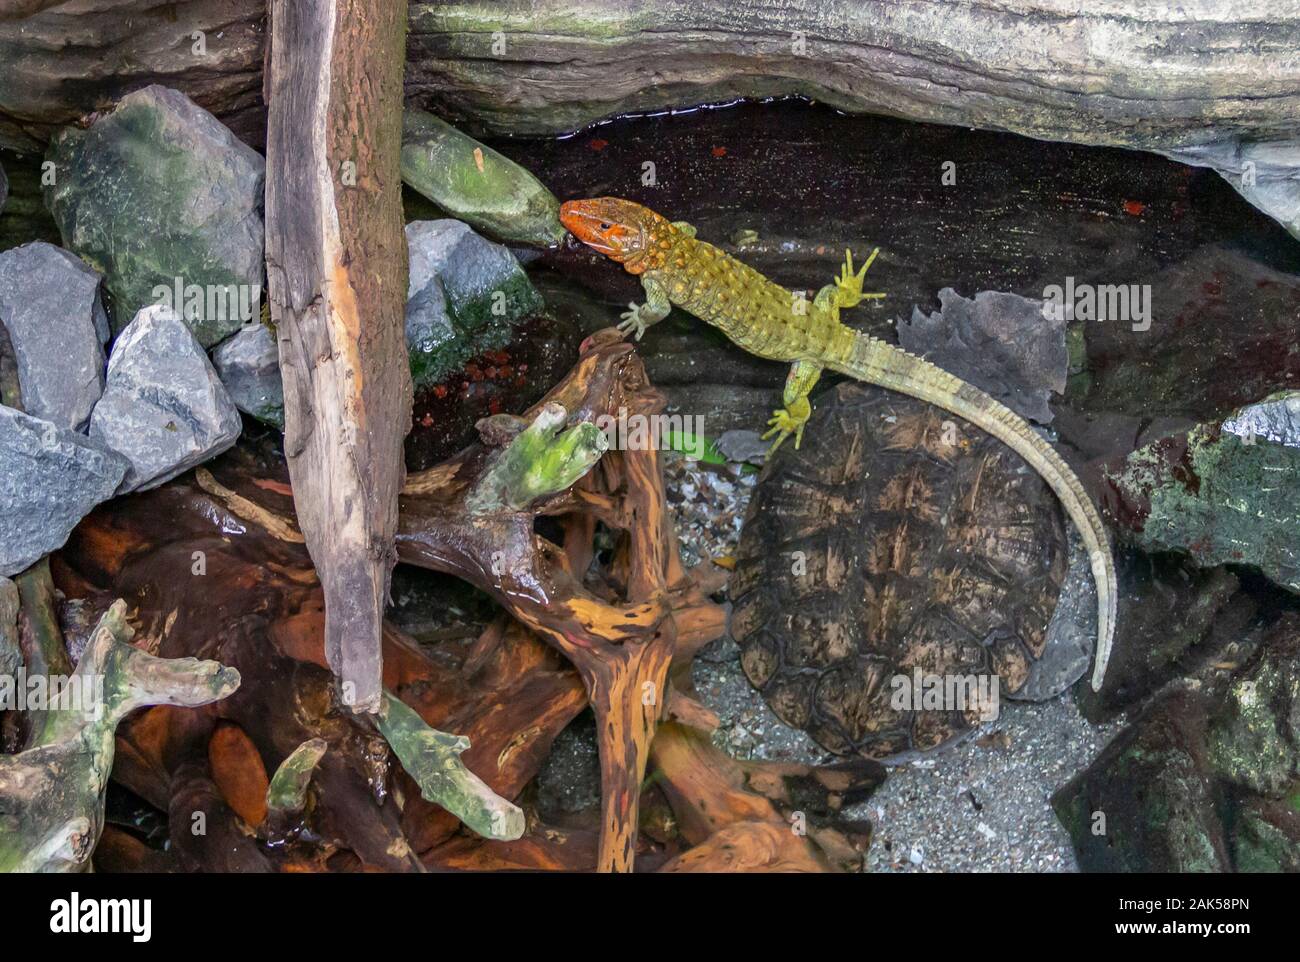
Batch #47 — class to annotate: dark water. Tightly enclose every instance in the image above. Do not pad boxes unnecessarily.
[502,98,1300,291]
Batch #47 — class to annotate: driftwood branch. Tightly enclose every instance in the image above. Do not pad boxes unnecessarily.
[0,601,240,872]
[263,0,412,713]
[47,330,886,872]
[375,690,525,841]
[395,331,689,871]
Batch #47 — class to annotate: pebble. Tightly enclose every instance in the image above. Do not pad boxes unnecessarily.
[0,405,127,576]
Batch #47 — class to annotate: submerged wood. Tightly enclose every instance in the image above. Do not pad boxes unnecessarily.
[55,331,874,872]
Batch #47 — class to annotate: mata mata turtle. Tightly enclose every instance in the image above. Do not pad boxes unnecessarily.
[731,381,1080,760]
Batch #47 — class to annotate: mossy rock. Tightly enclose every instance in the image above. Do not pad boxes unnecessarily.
[1229,793,1300,872]
[1053,688,1231,872]
[1207,616,1300,798]
[1107,392,1300,595]
[405,219,545,391]
[43,86,264,347]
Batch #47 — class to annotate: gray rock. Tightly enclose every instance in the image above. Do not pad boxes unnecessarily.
[405,219,544,389]
[0,404,127,577]
[1206,622,1300,799]
[1222,391,1300,450]
[1161,139,1300,241]
[899,289,1065,425]
[0,242,108,431]
[44,85,264,347]
[1054,247,1300,466]
[89,305,241,492]
[212,323,284,429]
[405,266,455,383]
[1053,688,1231,872]
[1108,393,1300,595]
[200,222,547,422]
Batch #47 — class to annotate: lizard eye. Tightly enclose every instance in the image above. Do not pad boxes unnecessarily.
[599,222,611,230]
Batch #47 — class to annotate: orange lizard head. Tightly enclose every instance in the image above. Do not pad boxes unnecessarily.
[560,197,669,273]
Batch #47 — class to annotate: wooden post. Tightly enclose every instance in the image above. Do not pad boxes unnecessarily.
[263,0,412,713]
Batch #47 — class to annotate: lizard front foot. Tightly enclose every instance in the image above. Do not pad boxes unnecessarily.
[835,248,885,309]
[617,303,651,341]
[761,405,809,455]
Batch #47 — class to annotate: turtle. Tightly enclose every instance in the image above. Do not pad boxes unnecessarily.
[729,380,1075,760]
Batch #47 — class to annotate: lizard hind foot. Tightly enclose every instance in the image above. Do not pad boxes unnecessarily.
[761,407,808,455]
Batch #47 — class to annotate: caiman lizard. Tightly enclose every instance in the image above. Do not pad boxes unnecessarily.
[560,196,1115,689]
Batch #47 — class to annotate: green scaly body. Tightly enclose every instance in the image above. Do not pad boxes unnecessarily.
[562,199,1115,689]
[559,195,1118,686]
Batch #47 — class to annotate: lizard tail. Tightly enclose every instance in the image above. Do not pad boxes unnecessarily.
[828,333,1117,691]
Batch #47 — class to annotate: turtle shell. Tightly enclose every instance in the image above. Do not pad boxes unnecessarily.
[730,382,1068,759]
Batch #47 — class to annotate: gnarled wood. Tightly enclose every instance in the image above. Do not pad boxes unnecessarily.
[394,330,692,871]
[48,332,885,873]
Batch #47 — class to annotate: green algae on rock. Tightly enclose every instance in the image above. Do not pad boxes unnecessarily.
[406,218,545,391]
[1052,688,1230,872]
[1057,615,1300,872]
[1230,795,1300,872]
[43,86,264,347]
[1107,391,1300,595]
[402,108,565,247]
[1207,624,1300,798]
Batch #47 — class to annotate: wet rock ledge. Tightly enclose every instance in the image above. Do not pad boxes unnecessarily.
[1,2,1298,234]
